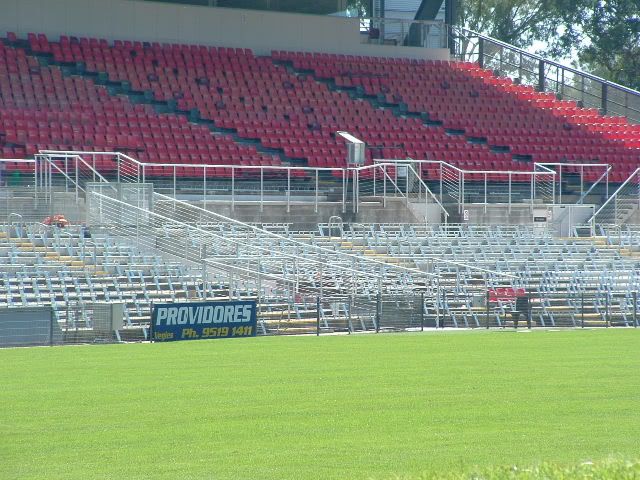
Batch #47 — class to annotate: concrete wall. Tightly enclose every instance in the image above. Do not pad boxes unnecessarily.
[459,203,594,236]
[0,0,450,60]
[194,198,439,229]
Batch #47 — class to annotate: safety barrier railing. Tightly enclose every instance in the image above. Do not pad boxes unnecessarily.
[589,168,640,230]
[35,151,614,224]
[87,189,439,296]
[450,26,640,123]
[375,159,558,213]
[35,152,115,205]
[37,150,447,221]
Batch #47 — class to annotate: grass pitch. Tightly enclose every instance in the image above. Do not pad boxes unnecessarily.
[1,329,639,479]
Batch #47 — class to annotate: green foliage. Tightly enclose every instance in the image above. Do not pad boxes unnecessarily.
[1,329,639,479]
[346,0,370,17]
[461,0,569,50]
[578,0,640,90]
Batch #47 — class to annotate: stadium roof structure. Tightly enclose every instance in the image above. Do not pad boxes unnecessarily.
[135,0,351,16]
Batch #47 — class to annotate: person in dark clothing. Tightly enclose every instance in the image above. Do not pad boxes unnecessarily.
[512,295,531,329]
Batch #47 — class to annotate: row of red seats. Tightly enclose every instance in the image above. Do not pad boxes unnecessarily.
[30,32,511,173]
[4,32,639,182]
[0,42,282,176]
[278,50,639,176]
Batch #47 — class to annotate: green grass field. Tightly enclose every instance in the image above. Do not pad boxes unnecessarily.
[1,329,639,479]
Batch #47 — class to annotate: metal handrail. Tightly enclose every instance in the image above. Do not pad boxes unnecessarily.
[405,163,449,220]
[588,168,640,226]
[450,26,640,122]
[453,26,640,97]
[375,158,558,177]
[577,166,612,205]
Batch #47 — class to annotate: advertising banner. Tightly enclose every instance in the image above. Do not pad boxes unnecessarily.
[150,300,257,342]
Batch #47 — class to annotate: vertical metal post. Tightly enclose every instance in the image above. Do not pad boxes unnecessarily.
[405,165,409,208]
[483,173,487,213]
[508,172,512,213]
[581,291,585,328]
[356,170,360,213]
[92,154,96,182]
[439,163,443,201]
[376,291,381,333]
[485,289,490,329]
[436,279,441,328]
[50,159,54,205]
[314,169,318,213]
[287,168,291,213]
[460,172,464,214]
[420,291,424,331]
[559,167,562,204]
[203,168,207,212]
[231,167,235,211]
[634,291,638,328]
[173,166,176,198]
[75,158,79,203]
[353,169,357,213]
[538,60,545,92]
[64,156,69,193]
[260,167,264,212]
[383,165,387,208]
[606,293,610,327]
[342,169,346,213]
[33,157,38,208]
[373,166,377,197]
[518,51,523,80]
[530,171,534,213]
[117,154,121,184]
[316,296,320,336]
[49,308,56,346]
[347,296,353,334]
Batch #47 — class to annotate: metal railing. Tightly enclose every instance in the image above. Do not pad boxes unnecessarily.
[37,150,449,222]
[450,26,640,123]
[589,168,640,229]
[35,151,612,225]
[34,152,115,205]
[375,158,558,213]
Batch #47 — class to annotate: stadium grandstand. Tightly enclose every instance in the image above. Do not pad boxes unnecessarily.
[0,0,639,344]
[3,1,640,479]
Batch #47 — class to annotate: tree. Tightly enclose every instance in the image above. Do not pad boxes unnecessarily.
[576,0,640,90]
[346,0,370,17]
